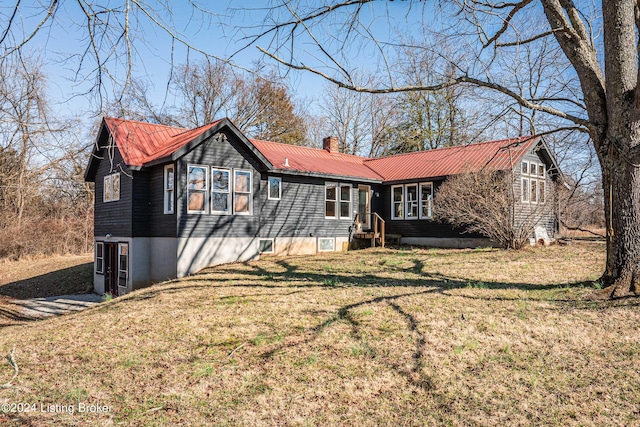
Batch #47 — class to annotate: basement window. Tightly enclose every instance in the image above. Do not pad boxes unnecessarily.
[318,237,335,252]
[259,239,274,254]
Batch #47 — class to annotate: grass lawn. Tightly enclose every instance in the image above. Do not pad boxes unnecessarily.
[1,242,639,426]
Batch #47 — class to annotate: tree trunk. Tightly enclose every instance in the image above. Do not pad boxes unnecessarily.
[600,142,640,297]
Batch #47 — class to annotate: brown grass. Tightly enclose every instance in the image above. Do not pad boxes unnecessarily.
[2,242,639,426]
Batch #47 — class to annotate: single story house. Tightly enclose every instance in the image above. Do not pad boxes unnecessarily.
[85,117,560,296]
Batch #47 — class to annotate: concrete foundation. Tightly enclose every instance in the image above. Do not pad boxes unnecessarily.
[400,237,495,249]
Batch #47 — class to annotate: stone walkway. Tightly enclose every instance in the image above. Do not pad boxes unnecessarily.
[11,294,103,319]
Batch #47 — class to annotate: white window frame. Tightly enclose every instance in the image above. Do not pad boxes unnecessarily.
[325,183,338,219]
[521,178,530,203]
[187,164,208,214]
[538,164,545,177]
[258,238,275,254]
[419,182,433,219]
[530,179,538,203]
[268,176,282,200]
[391,185,404,220]
[318,237,335,252]
[211,167,231,215]
[112,173,120,201]
[118,243,128,288]
[164,164,175,214]
[405,184,419,220]
[339,184,352,220]
[95,242,104,274]
[539,180,546,203]
[233,169,253,215]
[521,161,529,176]
[103,175,112,202]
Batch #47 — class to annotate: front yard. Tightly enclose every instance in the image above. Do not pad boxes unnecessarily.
[1,242,638,426]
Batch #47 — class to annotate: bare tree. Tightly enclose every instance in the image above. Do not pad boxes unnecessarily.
[317,80,398,156]
[435,169,554,250]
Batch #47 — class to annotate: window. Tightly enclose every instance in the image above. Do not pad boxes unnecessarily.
[164,165,174,214]
[103,172,121,202]
[187,165,208,213]
[521,161,529,175]
[325,184,337,218]
[539,181,545,203]
[538,164,545,177]
[530,179,538,203]
[95,242,104,274]
[392,185,404,219]
[112,173,120,201]
[118,243,128,288]
[318,237,335,252]
[268,177,281,200]
[233,170,252,214]
[530,162,537,175]
[211,168,231,214]
[419,183,433,219]
[259,239,274,254]
[340,185,351,219]
[103,175,112,202]
[405,184,418,219]
[521,178,530,202]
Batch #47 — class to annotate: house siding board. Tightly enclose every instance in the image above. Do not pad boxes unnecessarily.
[93,145,133,237]
[176,131,262,239]
[513,150,556,237]
[131,171,150,237]
[258,174,355,239]
[146,164,177,237]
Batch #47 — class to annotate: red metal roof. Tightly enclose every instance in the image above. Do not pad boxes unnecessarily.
[104,117,221,167]
[250,139,383,180]
[364,136,539,181]
[104,117,538,181]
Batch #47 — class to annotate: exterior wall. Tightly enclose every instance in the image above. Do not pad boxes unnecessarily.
[381,179,484,239]
[177,237,259,277]
[149,237,179,283]
[401,236,494,248]
[145,165,178,238]
[93,146,133,237]
[258,174,356,240]
[513,149,556,238]
[176,130,263,239]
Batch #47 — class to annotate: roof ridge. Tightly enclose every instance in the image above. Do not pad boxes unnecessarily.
[364,136,534,163]
[105,116,187,131]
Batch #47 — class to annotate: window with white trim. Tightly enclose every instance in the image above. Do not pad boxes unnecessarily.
[318,237,335,252]
[95,242,104,274]
[164,165,175,214]
[233,170,252,215]
[211,168,231,214]
[405,184,418,219]
[118,243,128,288]
[521,161,529,175]
[521,178,530,202]
[392,185,404,219]
[339,184,351,219]
[325,184,337,218]
[539,181,545,203]
[103,172,120,202]
[268,177,281,200]
[530,179,538,203]
[419,183,433,219]
[259,239,275,253]
[187,165,208,213]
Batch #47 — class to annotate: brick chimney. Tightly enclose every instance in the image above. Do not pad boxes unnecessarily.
[323,136,339,153]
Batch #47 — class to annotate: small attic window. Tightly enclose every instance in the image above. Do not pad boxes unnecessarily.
[103,172,120,203]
